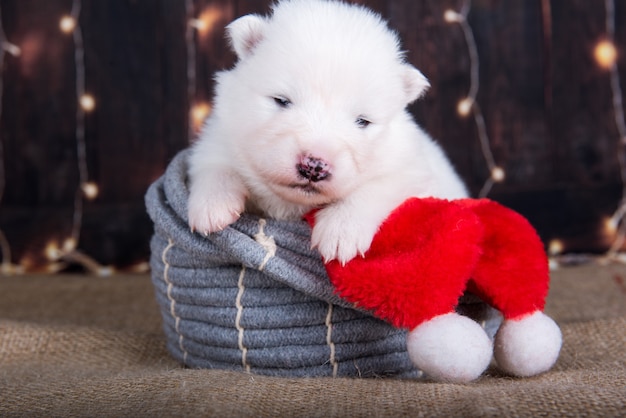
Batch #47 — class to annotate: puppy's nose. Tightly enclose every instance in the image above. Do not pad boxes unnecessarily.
[297,156,331,182]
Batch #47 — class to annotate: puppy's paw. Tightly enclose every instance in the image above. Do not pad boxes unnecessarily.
[187,187,245,235]
[311,207,378,264]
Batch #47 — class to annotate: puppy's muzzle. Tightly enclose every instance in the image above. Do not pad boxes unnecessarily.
[297,156,331,182]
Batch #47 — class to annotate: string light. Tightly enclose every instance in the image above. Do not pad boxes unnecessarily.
[15,0,110,275]
[443,10,464,24]
[444,0,503,198]
[3,1,623,273]
[62,237,77,253]
[56,0,111,274]
[59,15,77,34]
[65,0,88,247]
[602,216,618,239]
[191,101,211,132]
[456,97,474,117]
[79,93,95,112]
[548,239,564,256]
[186,4,226,140]
[594,39,617,70]
[551,0,626,267]
[81,181,99,200]
[600,0,626,261]
[188,18,208,32]
[490,166,506,183]
[0,5,22,275]
[44,241,62,261]
[196,6,223,37]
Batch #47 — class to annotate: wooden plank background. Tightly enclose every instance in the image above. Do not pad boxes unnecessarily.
[0,0,624,271]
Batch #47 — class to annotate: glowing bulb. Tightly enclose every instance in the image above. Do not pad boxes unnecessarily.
[62,237,77,253]
[79,94,95,112]
[603,216,618,236]
[594,40,617,69]
[548,239,564,256]
[82,182,99,200]
[191,102,211,131]
[457,97,474,117]
[190,6,224,36]
[189,19,208,32]
[45,241,61,261]
[59,16,76,33]
[444,10,464,23]
[490,166,506,183]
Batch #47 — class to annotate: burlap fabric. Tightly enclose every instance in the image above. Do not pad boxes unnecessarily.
[144,149,499,378]
[1,262,624,417]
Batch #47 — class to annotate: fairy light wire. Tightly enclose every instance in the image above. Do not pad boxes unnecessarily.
[3,2,622,270]
[445,0,502,198]
[0,5,20,274]
[602,0,626,257]
[67,0,89,247]
[45,0,109,275]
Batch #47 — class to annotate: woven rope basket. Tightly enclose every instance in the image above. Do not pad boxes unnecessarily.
[146,150,501,378]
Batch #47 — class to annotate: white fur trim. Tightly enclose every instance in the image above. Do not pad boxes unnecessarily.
[406,313,493,383]
[494,311,562,377]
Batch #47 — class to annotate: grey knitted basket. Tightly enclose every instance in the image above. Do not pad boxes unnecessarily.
[145,150,501,378]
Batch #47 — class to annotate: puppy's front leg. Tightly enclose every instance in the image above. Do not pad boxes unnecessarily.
[187,165,248,235]
[311,185,407,265]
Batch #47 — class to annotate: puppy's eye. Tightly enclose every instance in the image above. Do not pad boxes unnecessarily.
[273,96,292,108]
[355,117,371,128]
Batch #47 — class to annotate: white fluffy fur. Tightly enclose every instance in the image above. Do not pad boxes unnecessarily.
[406,313,493,383]
[494,310,563,377]
[188,0,467,264]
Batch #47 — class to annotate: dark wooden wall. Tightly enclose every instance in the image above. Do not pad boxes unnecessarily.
[1,0,624,271]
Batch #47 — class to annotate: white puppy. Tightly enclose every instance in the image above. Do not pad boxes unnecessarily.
[188,0,468,264]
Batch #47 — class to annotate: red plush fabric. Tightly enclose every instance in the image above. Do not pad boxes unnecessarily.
[306,198,550,329]
[458,199,549,320]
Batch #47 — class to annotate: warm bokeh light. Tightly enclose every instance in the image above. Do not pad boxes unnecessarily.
[44,241,61,261]
[59,16,77,34]
[602,216,618,237]
[81,181,99,200]
[548,239,564,256]
[191,102,211,131]
[189,19,207,32]
[192,6,224,36]
[456,97,474,117]
[444,9,463,23]
[62,237,77,253]
[490,166,506,183]
[594,39,617,69]
[79,94,95,112]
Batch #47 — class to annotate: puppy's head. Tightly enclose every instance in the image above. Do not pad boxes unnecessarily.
[214,0,429,207]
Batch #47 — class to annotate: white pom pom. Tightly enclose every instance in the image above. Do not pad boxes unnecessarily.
[407,313,493,383]
[494,311,562,377]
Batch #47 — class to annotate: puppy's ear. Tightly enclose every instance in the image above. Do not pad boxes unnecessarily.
[402,65,430,103]
[226,14,267,60]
